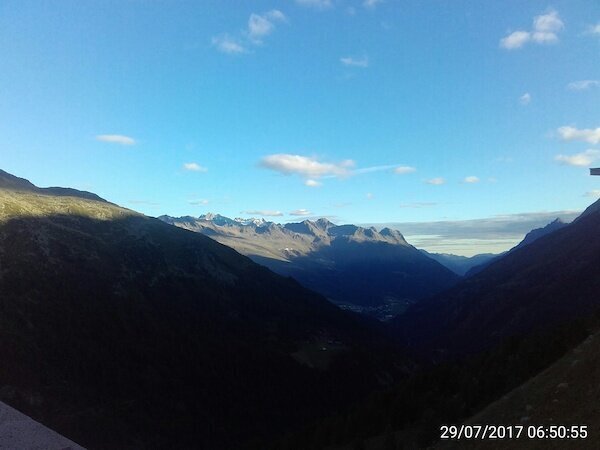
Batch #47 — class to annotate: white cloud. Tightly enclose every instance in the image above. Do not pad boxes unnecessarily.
[363,0,383,8]
[305,179,323,187]
[247,10,287,43]
[426,177,446,185]
[213,10,286,54]
[366,192,374,200]
[95,134,136,146]
[211,35,246,54]
[189,199,210,206]
[585,23,600,36]
[567,80,600,91]
[295,0,333,9]
[557,126,600,145]
[531,10,563,43]
[394,165,417,174]
[464,176,480,183]
[352,164,400,175]
[242,210,283,217]
[261,155,410,185]
[340,56,369,68]
[585,189,600,198]
[260,154,354,178]
[500,10,563,49]
[533,10,563,32]
[289,209,312,216]
[519,93,531,105]
[500,31,531,49]
[555,149,600,167]
[183,162,207,172]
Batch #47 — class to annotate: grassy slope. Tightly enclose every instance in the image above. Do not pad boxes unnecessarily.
[437,332,600,449]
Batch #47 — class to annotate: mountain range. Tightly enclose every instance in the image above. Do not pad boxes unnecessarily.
[2,168,599,449]
[420,251,498,276]
[0,169,407,449]
[394,205,598,357]
[291,198,600,448]
[159,214,459,318]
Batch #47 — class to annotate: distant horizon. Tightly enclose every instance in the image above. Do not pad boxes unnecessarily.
[1,1,599,255]
[1,164,589,256]
[155,204,584,257]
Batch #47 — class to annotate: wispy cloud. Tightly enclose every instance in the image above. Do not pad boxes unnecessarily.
[242,209,283,217]
[213,10,287,54]
[567,80,600,91]
[555,149,600,167]
[260,154,415,186]
[352,164,401,175]
[585,189,600,198]
[289,209,312,216]
[463,176,480,183]
[247,10,287,44]
[398,202,437,208]
[366,192,374,200]
[189,199,210,206]
[183,162,208,172]
[261,154,354,178]
[340,56,369,68]
[426,177,446,185]
[500,10,564,50]
[519,92,531,105]
[557,126,600,145]
[211,34,246,54]
[394,166,417,175]
[295,0,333,10]
[96,134,136,146]
[363,0,383,9]
[305,179,323,187]
[585,22,600,36]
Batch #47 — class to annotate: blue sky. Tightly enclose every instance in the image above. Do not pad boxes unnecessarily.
[1,0,599,254]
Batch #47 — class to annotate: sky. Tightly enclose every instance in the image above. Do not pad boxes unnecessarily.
[0,0,599,255]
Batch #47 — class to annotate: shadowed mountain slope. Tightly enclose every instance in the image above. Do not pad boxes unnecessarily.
[394,200,600,358]
[437,332,600,449]
[0,171,407,449]
[284,202,600,448]
[465,218,568,277]
[421,251,497,276]
[160,215,459,314]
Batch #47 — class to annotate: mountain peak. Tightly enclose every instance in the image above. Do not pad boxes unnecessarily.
[315,217,334,228]
[0,169,37,191]
[0,169,107,203]
[576,198,600,222]
[198,213,237,226]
